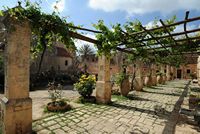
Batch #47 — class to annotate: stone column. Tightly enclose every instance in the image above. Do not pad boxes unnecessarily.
[144,64,152,87]
[170,66,175,80]
[133,60,143,91]
[166,65,171,81]
[197,56,200,85]
[96,55,111,104]
[160,64,166,84]
[0,19,32,134]
[151,63,157,86]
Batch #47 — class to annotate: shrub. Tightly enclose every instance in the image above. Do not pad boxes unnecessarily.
[47,82,63,102]
[74,75,96,98]
[114,72,126,86]
[156,71,163,76]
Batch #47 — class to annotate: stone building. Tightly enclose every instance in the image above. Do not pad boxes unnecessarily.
[84,52,197,80]
[30,43,74,74]
[175,55,198,79]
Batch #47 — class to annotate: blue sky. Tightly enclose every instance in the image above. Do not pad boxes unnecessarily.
[1,0,200,49]
[1,0,200,29]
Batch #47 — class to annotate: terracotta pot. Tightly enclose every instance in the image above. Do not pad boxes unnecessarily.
[133,77,143,91]
[144,76,150,86]
[162,75,166,84]
[157,75,163,84]
[120,77,130,96]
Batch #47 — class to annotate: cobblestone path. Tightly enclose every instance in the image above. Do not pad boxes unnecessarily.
[33,80,191,134]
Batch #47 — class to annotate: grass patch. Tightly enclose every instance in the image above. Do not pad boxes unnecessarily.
[112,95,129,101]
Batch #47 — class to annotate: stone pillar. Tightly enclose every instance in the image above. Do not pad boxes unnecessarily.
[96,55,111,104]
[133,60,143,91]
[166,65,171,81]
[173,66,177,79]
[170,66,175,80]
[0,19,32,134]
[144,65,152,87]
[151,63,157,86]
[161,65,166,84]
[197,56,200,85]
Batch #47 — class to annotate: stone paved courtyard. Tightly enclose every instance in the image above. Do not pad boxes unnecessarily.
[32,80,200,134]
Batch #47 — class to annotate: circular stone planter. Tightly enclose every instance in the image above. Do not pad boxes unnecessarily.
[47,101,71,112]
[79,96,96,103]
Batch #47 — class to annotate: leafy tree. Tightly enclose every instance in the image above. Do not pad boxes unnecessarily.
[0,0,76,74]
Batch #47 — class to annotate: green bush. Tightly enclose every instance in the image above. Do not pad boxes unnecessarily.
[114,73,126,86]
[74,75,96,98]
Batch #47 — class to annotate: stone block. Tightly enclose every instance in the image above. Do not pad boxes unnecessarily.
[0,98,32,134]
[96,81,111,104]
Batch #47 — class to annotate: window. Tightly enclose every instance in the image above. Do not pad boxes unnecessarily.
[65,60,68,66]
[187,69,190,74]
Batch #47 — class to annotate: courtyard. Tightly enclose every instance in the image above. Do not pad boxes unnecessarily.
[1,1,200,134]
[30,80,199,134]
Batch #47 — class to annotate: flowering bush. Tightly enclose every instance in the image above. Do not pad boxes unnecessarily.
[74,75,96,98]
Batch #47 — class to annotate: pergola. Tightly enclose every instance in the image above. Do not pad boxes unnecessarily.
[64,11,200,103]
[1,8,200,133]
[68,11,200,57]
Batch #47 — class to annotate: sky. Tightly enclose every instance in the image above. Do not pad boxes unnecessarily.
[1,0,200,49]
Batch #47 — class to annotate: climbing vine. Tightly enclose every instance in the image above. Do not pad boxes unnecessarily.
[93,15,190,67]
[0,0,76,73]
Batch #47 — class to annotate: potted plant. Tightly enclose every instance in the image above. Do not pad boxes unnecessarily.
[189,93,200,109]
[144,73,152,86]
[47,82,71,112]
[74,74,96,103]
[156,71,163,84]
[115,72,130,96]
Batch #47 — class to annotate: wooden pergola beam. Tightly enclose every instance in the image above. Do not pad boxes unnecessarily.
[140,25,172,54]
[133,28,200,43]
[131,13,200,36]
[68,31,100,44]
[67,25,102,33]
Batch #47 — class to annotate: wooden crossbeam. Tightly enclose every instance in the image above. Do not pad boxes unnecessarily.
[131,15,200,36]
[68,31,100,44]
[116,47,136,54]
[184,11,190,41]
[133,28,200,43]
[132,36,200,48]
[140,25,172,54]
[121,30,158,53]
[67,25,102,33]
[159,19,178,46]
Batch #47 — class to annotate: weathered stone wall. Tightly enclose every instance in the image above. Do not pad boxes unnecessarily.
[197,56,200,85]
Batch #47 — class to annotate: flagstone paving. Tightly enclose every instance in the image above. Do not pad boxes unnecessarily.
[32,80,198,134]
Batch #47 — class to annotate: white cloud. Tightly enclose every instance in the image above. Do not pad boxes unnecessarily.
[88,0,200,15]
[75,33,97,52]
[145,21,162,29]
[52,0,65,12]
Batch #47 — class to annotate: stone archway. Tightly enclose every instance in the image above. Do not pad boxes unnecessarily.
[0,17,32,134]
